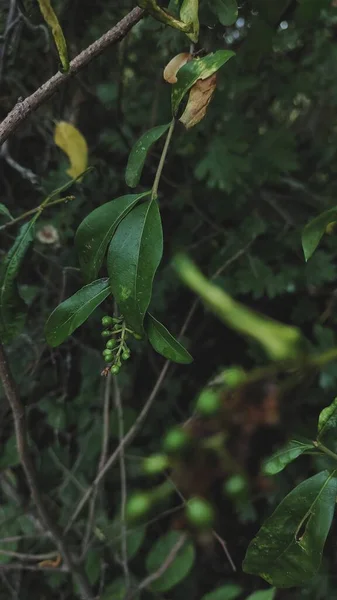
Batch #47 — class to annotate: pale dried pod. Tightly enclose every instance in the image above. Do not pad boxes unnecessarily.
[179,74,217,129]
[163,52,192,84]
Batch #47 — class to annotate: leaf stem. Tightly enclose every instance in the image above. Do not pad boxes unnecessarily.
[0,195,75,231]
[151,118,175,200]
[314,440,337,463]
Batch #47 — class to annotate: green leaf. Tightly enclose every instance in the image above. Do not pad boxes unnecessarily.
[262,440,314,476]
[145,313,193,363]
[37,0,69,71]
[75,192,150,282]
[108,200,163,334]
[172,50,235,115]
[0,203,13,221]
[45,279,110,347]
[302,208,337,261]
[0,436,19,469]
[145,531,195,592]
[180,0,199,42]
[201,584,243,600]
[246,590,276,600]
[125,124,170,188]
[0,221,35,343]
[209,0,238,26]
[243,470,337,587]
[100,578,139,600]
[317,398,337,452]
[174,254,305,361]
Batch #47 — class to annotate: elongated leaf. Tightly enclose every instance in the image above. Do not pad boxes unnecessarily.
[0,203,13,222]
[180,0,199,42]
[126,124,170,188]
[201,584,243,600]
[0,221,35,343]
[317,397,337,452]
[262,440,314,476]
[37,0,69,71]
[246,590,275,600]
[54,121,88,179]
[75,192,150,282]
[209,0,238,26]
[146,313,193,363]
[108,200,163,334]
[146,531,195,592]
[174,254,305,361]
[243,470,337,587]
[45,279,110,347]
[172,50,235,114]
[302,207,337,261]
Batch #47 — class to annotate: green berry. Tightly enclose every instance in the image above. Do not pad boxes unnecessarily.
[101,329,112,338]
[103,348,113,357]
[102,316,114,327]
[196,389,221,416]
[221,366,246,389]
[186,497,215,530]
[104,353,113,363]
[126,492,152,521]
[133,332,142,340]
[163,427,191,454]
[111,365,120,375]
[106,339,117,350]
[122,350,130,360]
[143,454,169,475]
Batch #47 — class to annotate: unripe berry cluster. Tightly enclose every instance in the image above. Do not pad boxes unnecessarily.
[101,314,137,375]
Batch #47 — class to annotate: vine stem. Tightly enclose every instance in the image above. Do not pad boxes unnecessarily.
[151,118,176,200]
[0,195,75,230]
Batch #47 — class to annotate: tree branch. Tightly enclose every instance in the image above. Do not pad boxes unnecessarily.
[0,7,144,145]
[0,341,94,600]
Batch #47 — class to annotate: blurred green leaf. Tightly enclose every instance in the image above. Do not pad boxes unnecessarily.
[302,207,337,261]
[0,436,19,469]
[201,583,243,600]
[146,531,195,592]
[209,0,238,26]
[0,203,13,221]
[317,398,337,452]
[246,589,276,600]
[262,440,314,476]
[126,123,170,188]
[145,313,193,363]
[180,0,199,42]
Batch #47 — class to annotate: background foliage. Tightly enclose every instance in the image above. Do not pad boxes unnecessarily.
[1,0,337,598]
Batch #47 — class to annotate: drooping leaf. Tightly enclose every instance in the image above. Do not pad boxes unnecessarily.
[209,0,238,26]
[201,584,243,600]
[164,53,192,84]
[0,203,13,222]
[54,121,88,179]
[145,531,195,592]
[243,470,337,587]
[262,440,314,476]
[246,590,276,600]
[317,397,337,452]
[180,0,199,42]
[37,0,69,71]
[0,221,36,343]
[45,279,110,347]
[107,200,163,334]
[174,254,305,361]
[179,74,217,129]
[171,50,235,114]
[146,313,193,363]
[75,192,150,282]
[138,0,193,34]
[125,124,170,188]
[302,207,337,261]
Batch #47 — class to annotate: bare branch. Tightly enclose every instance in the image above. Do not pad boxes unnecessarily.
[0,7,144,145]
[0,341,94,600]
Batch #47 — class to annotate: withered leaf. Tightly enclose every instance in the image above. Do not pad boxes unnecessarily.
[179,74,217,129]
[163,52,192,84]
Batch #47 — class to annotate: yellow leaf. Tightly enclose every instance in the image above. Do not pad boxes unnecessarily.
[54,121,88,180]
[37,0,69,72]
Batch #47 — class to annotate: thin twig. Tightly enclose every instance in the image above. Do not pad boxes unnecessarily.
[0,195,75,231]
[0,549,58,562]
[151,118,175,199]
[113,373,130,589]
[0,140,39,186]
[212,530,236,572]
[0,7,144,145]
[0,341,94,600]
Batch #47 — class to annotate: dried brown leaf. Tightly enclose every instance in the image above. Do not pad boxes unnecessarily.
[179,74,217,129]
[163,52,192,84]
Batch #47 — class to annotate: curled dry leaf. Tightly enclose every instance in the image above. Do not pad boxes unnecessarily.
[163,52,192,84]
[179,74,217,129]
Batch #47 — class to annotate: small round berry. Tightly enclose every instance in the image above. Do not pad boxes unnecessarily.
[102,316,114,327]
[122,350,130,360]
[106,338,117,350]
[163,427,191,454]
[111,364,120,375]
[103,348,113,357]
[143,454,169,475]
[222,366,246,389]
[104,352,113,363]
[101,329,112,338]
[196,389,221,416]
[186,497,215,530]
[126,493,152,521]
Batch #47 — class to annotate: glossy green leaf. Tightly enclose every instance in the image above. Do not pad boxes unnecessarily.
[45,279,110,347]
[243,470,337,587]
[172,50,235,114]
[0,221,35,343]
[201,584,243,600]
[180,0,199,42]
[75,192,150,282]
[174,254,305,361]
[209,0,238,26]
[126,124,170,188]
[108,200,163,334]
[262,440,314,476]
[146,313,193,363]
[317,397,337,452]
[246,590,276,600]
[145,531,195,592]
[0,203,13,222]
[302,207,337,261]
